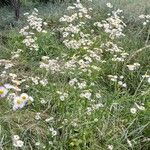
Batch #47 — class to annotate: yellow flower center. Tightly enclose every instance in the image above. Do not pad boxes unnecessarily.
[22,96,26,100]
[0,90,4,95]
[16,99,22,105]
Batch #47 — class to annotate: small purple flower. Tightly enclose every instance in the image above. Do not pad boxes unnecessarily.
[0,86,8,98]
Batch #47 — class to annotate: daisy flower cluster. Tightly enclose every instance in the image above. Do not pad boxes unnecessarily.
[101,41,129,62]
[12,135,24,148]
[69,78,87,89]
[86,102,104,115]
[59,0,94,50]
[12,93,33,110]
[49,127,57,137]
[56,91,69,101]
[108,75,127,88]
[39,2,130,122]
[20,8,47,51]
[139,14,150,26]
[94,4,126,39]
[11,49,23,59]
[127,63,141,71]
[80,90,92,100]
[0,52,34,111]
[0,62,22,92]
[40,56,61,74]
[0,84,33,110]
[40,51,102,77]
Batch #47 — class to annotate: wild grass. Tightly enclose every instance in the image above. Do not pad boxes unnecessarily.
[0,0,150,150]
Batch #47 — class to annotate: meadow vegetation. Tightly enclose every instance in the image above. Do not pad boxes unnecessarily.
[0,0,150,149]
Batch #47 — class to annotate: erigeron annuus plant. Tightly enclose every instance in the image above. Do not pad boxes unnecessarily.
[127,63,141,71]
[39,53,102,80]
[94,4,140,92]
[20,8,47,51]
[94,4,126,39]
[0,52,34,111]
[1,1,150,149]
[43,1,103,79]
[93,3,130,68]
[139,14,150,46]
[40,56,61,74]
[12,135,24,148]
[59,0,94,50]
[100,41,129,62]
[139,14,150,26]
[108,75,127,88]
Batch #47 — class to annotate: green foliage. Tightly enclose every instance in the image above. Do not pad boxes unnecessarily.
[0,0,150,150]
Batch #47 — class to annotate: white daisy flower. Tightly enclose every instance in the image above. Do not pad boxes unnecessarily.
[52,130,57,136]
[35,142,40,146]
[45,117,54,122]
[106,3,113,8]
[13,135,20,141]
[20,93,29,101]
[127,65,135,71]
[0,86,8,98]
[130,108,137,114]
[40,98,47,104]
[35,113,41,120]
[80,90,92,100]
[14,140,24,148]
[13,96,26,111]
[108,145,113,150]
[12,135,24,148]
